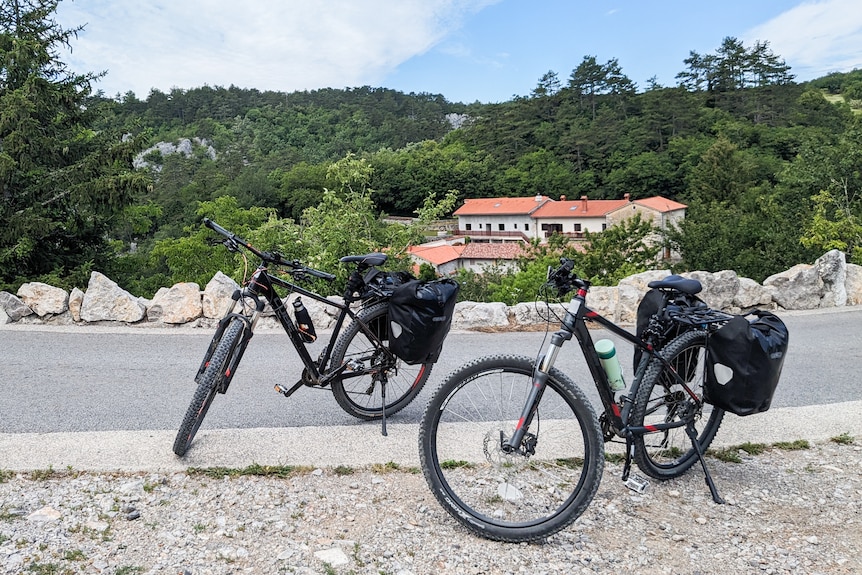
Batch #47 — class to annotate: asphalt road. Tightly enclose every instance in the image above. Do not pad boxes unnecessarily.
[2,306,861,435]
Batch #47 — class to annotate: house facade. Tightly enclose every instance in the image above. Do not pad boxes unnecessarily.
[452,195,550,242]
[453,193,686,243]
[414,193,687,274]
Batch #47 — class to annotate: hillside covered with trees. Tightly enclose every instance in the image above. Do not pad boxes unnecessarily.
[3,0,862,302]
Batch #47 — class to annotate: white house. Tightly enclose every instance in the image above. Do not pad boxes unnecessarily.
[453,193,686,243]
[452,195,550,242]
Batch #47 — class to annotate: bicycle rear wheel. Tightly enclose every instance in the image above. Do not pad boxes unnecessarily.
[419,355,604,542]
[172,319,245,457]
[631,329,725,480]
[330,301,431,419]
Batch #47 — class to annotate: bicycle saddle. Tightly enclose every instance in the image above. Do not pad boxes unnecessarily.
[340,253,388,267]
[647,274,702,295]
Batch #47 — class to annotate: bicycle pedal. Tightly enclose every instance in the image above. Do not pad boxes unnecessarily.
[625,474,649,494]
[274,384,290,397]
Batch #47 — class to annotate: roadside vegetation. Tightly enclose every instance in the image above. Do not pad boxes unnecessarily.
[4,1,862,303]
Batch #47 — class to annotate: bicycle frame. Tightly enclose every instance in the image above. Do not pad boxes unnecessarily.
[199,260,396,399]
[505,286,701,454]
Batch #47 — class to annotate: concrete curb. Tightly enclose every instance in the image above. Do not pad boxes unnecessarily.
[3,400,860,473]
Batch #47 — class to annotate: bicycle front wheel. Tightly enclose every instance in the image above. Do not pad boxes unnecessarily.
[173,319,244,457]
[330,301,431,419]
[419,355,604,543]
[631,329,725,480]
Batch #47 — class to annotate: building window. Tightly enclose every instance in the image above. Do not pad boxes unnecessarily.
[573,223,582,232]
[513,223,518,229]
[524,223,530,231]
[485,223,491,231]
[602,223,607,231]
[498,224,505,231]
[465,223,472,231]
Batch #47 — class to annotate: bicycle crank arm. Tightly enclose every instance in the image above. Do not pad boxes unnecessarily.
[274,381,305,398]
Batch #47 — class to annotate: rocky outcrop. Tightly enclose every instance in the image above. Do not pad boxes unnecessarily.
[3,250,862,330]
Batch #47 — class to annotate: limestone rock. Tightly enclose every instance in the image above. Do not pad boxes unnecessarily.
[202,272,240,319]
[815,249,847,307]
[510,301,566,326]
[685,270,739,310]
[452,301,509,330]
[80,272,146,323]
[16,282,68,317]
[732,277,773,310]
[764,264,822,310]
[69,287,84,322]
[846,263,862,306]
[0,291,34,322]
[147,282,202,324]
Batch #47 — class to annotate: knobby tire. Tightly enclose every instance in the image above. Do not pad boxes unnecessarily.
[631,329,725,480]
[419,355,604,542]
[330,301,431,419]
[172,320,245,457]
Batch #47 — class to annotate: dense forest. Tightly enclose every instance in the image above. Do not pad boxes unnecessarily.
[3,0,862,302]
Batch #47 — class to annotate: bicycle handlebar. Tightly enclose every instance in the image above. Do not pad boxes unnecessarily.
[547,257,589,295]
[203,218,336,281]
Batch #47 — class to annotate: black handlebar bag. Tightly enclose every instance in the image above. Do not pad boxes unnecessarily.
[388,278,459,365]
[705,311,789,416]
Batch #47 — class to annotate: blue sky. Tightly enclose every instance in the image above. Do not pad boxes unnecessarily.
[56,0,862,104]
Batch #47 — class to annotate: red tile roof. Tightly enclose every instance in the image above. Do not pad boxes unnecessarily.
[630,196,687,212]
[459,195,687,219]
[454,196,550,216]
[408,243,466,266]
[533,198,629,218]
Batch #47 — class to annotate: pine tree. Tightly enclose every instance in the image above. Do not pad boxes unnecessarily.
[0,0,148,288]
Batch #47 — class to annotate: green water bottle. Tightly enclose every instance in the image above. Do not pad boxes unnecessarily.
[595,339,625,391]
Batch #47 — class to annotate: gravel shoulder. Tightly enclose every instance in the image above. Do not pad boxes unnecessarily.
[2,440,861,575]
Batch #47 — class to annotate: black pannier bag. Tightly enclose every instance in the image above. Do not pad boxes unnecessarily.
[705,311,789,416]
[388,278,459,364]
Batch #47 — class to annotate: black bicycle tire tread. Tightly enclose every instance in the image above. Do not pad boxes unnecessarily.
[172,320,244,457]
[330,301,431,419]
[630,329,725,480]
[419,354,604,543]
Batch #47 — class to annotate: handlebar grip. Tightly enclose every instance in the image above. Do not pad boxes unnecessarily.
[308,269,336,281]
[203,218,230,237]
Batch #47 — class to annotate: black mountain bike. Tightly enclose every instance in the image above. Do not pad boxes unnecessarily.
[419,258,733,542]
[173,218,431,456]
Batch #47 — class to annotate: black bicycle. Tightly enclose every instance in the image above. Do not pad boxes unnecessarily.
[419,257,733,542]
[173,218,432,456]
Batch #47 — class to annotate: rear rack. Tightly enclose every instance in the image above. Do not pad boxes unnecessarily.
[669,307,735,327]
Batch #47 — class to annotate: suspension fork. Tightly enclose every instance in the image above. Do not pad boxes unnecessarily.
[502,329,572,453]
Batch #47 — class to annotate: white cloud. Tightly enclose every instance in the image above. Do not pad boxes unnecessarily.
[744,0,862,79]
[56,0,494,97]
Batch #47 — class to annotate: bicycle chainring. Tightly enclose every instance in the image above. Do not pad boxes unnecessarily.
[599,412,617,442]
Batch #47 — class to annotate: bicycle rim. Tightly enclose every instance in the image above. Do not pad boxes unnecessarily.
[331,302,430,419]
[420,355,603,542]
[633,330,724,479]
